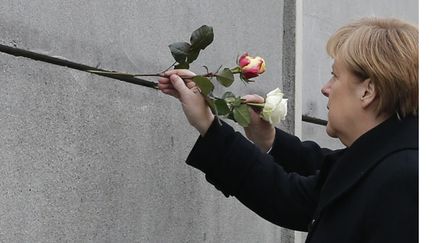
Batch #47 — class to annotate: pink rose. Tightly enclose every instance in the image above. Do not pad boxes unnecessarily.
[238,53,266,79]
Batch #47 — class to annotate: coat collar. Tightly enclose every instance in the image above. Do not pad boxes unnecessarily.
[316,114,418,213]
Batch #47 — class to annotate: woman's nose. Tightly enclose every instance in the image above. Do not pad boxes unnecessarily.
[321,82,330,97]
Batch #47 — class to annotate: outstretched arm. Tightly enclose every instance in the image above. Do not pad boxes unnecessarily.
[158,71,323,229]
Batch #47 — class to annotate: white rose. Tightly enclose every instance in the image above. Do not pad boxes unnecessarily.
[261,88,288,125]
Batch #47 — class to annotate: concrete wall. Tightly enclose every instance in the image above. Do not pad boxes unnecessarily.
[0,1,284,242]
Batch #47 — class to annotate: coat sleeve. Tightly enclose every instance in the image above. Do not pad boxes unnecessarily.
[270,128,332,176]
[186,119,321,230]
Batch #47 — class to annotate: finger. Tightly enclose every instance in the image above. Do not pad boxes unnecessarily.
[169,74,190,95]
[191,86,201,94]
[249,107,263,117]
[242,94,265,103]
[158,77,173,89]
[163,69,197,79]
[158,82,174,90]
[158,76,171,83]
[158,77,175,89]
[186,81,196,89]
[160,88,180,99]
[159,75,195,91]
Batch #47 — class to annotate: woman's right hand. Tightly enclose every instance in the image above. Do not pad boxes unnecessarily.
[158,69,215,136]
[242,94,275,152]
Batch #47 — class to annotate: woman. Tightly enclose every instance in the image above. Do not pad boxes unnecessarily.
[158,17,418,242]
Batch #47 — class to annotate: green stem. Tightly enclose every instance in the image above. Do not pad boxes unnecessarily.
[89,65,245,79]
[134,73,166,77]
[230,66,242,74]
[246,102,265,108]
[88,70,216,79]
[88,70,162,77]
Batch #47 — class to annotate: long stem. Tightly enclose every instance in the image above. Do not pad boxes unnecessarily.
[89,64,243,79]
[88,70,215,79]
[133,73,164,77]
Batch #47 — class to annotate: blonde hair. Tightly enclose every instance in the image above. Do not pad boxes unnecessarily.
[326,17,418,117]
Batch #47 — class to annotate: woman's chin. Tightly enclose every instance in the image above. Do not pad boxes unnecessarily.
[325,124,337,138]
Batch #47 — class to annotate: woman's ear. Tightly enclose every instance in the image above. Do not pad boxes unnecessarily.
[359,78,377,108]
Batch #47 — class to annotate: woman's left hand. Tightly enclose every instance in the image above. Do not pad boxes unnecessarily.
[242,94,275,152]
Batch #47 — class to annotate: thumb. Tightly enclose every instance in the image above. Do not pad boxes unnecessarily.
[170,74,190,95]
[242,94,265,103]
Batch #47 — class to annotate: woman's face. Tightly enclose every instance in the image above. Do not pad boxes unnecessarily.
[321,58,365,145]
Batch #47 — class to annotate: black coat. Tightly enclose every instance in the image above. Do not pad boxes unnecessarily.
[186,115,418,243]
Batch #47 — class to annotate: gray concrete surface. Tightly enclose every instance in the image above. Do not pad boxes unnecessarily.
[0,0,284,97]
[0,53,281,242]
[0,1,284,242]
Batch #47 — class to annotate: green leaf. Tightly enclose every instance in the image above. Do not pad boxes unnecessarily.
[216,68,235,87]
[232,97,242,107]
[222,92,242,107]
[233,104,251,127]
[174,62,190,69]
[204,96,217,114]
[214,99,230,116]
[190,25,214,50]
[222,91,236,106]
[192,76,214,96]
[169,42,191,63]
[187,49,200,64]
[222,91,236,100]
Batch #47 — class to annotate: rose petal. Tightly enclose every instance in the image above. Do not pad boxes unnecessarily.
[257,58,266,74]
[239,53,250,67]
[242,71,259,79]
[266,88,283,97]
[261,88,286,125]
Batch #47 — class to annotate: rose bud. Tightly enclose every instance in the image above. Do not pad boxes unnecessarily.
[238,52,266,79]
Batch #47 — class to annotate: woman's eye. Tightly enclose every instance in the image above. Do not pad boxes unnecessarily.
[331,71,337,78]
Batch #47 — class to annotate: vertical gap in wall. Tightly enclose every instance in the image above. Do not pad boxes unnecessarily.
[281,0,297,243]
[282,0,297,136]
[294,0,303,139]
